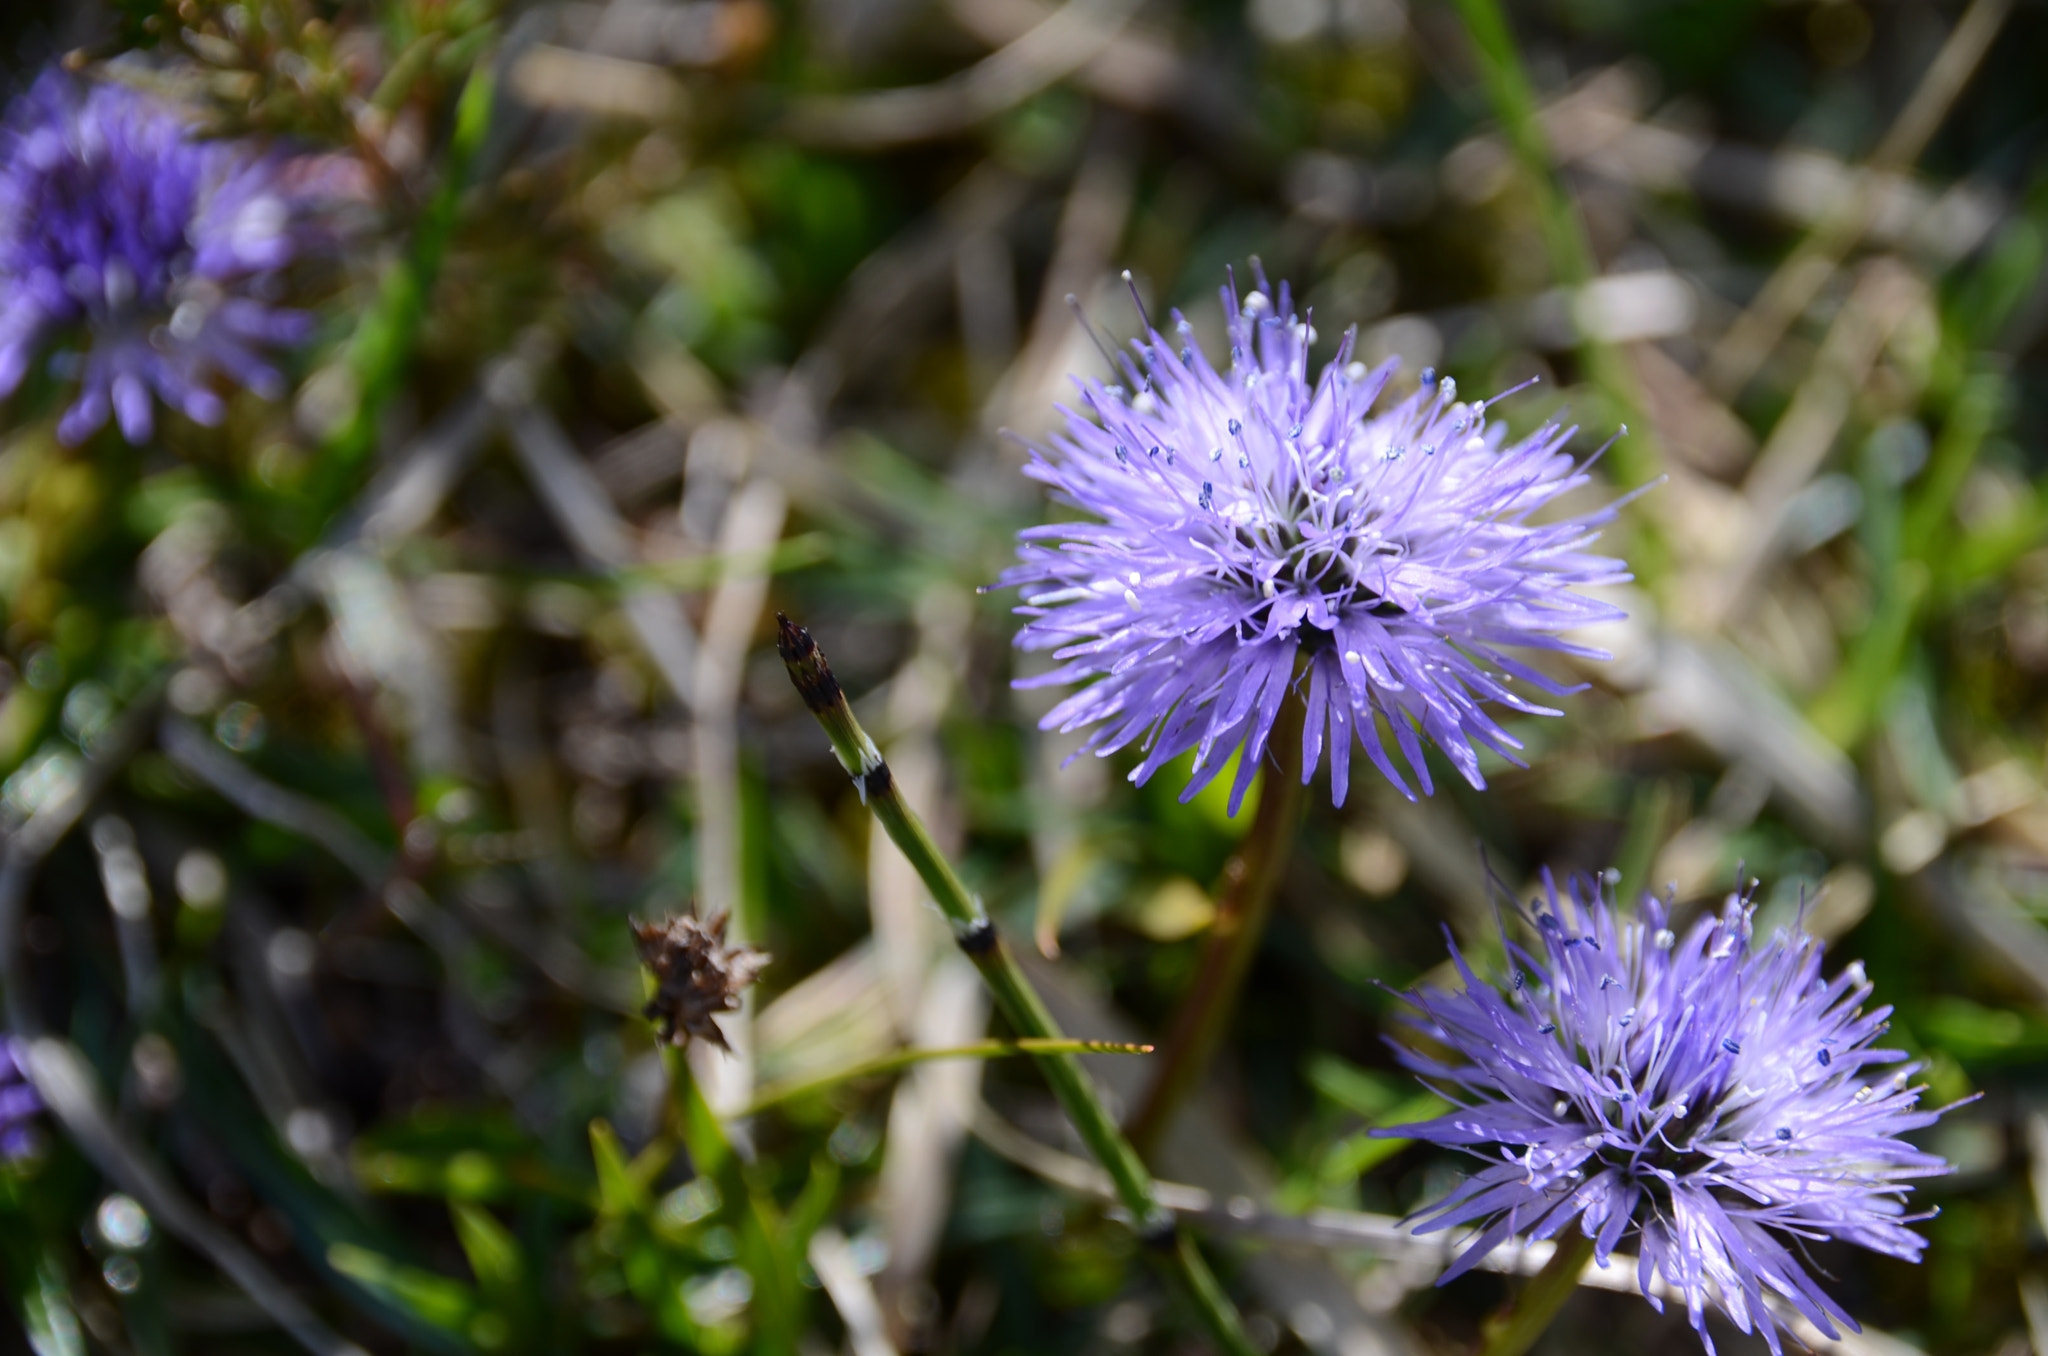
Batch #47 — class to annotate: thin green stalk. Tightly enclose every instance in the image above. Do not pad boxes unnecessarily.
[1448,0,1593,289]
[658,1047,803,1356]
[775,615,1258,1356]
[308,54,497,529]
[1125,694,1305,1159]
[1902,367,2007,561]
[742,1038,1154,1117]
[1477,1231,1596,1356]
[1809,366,2003,748]
[1448,0,1661,497]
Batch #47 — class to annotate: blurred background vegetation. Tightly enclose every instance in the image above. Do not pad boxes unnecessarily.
[0,0,2043,1353]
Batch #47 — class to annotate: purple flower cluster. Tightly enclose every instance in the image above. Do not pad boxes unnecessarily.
[1382,876,1952,1354]
[0,69,317,445]
[1003,272,1628,815]
[0,1036,39,1160]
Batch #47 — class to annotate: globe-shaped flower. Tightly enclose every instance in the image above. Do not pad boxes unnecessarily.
[1002,274,1629,815]
[1381,876,1953,1355]
[0,1036,40,1160]
[0,69,319,446]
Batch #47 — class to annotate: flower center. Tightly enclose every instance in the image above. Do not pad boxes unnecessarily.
[1218,513,1407,623]
[25,145,192,319]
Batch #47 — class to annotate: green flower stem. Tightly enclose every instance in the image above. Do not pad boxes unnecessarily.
[775,615,1258,1356]
[1478,1231,1596,1356]
[1125,694,1306,1160]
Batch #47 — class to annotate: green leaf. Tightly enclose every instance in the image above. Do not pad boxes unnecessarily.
[735,1196,803,1356]
[744,1039,1155,1116]
[163,1011,472,1350]
[20,1256,82,1356]
[588,1119,645,1218]
[1612,778,1685,914]
[327,1243,475,1333]
[1304,1055,1410,1119]
[1940,482,2048,594]
[1903,369,2008,562]
[663,1048,733,1181]
[782,1156,841,1259]
[1318,1094,1451,1182]
[369,33,448,113]
[627,1140,676,1201]
[1919,998,2048,1065]
[449,1203,524,1295]
[309,50,497,527]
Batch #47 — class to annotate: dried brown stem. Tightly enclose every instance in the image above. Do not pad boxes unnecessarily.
[1125,692,1306,1159]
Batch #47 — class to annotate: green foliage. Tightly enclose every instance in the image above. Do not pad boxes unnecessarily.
[0,0,2045,1352]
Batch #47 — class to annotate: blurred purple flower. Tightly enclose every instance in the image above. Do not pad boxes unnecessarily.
[0,1036,39,1160]
[0,69,319,446]
[1381,875,1954,1355]
[1001,272,1629,815]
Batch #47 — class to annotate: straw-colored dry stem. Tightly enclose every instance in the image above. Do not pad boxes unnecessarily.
[1125,692,1306,1158]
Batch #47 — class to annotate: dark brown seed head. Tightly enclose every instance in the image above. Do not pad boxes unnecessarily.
[774,612,811,664]
[775,613,844,714]
[631,910,769,1051]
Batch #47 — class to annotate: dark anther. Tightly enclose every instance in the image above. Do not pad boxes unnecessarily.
[861,763,894,800]
[1139,1215,1178,1250]
[957,918,999,956]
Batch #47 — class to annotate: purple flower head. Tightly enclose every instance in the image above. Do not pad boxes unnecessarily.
[1381,875,1954,1355]
[1001,271,1630,815]
[0,1035,40,1160]
[0,69,320,446]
